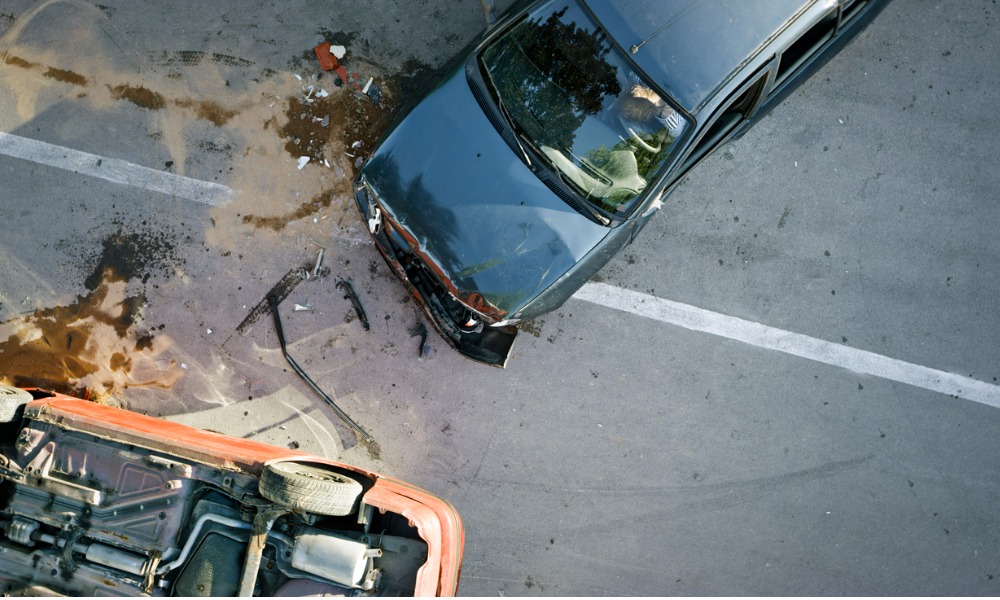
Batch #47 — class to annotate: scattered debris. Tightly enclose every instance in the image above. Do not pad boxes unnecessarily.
[313,39,379,102]
[336,278,370,331]
[408,322,429,357]
[312,248,325,279]
[366,83,381,106]
[313,41,349,87]
[268,294,374,444]
[235,268,305,334]
[292,302,314,312]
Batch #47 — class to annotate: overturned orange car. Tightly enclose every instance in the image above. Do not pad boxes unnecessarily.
[0,385,463,596]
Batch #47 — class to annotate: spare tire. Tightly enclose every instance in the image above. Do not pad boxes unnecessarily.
[259,462,363,516]
[0,385,32,423]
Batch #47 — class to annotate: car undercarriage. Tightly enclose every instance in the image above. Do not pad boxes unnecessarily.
[0,387,446,596]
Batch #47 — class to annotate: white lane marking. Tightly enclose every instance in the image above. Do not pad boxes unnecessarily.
[0,132,233,206]
[573,282,1000,409]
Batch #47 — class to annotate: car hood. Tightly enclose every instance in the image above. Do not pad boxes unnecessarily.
[362,62,610,319]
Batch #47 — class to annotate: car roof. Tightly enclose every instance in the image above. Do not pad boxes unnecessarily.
[583,0,813,111]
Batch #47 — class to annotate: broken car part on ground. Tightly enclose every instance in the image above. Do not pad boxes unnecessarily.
[0,384,463,596]
[268,293,375,444]
[353,0,890,366]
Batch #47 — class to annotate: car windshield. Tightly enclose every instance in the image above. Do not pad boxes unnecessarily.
[480,0,689,217]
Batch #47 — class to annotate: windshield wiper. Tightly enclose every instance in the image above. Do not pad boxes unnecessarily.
[494,87,533,168]
[547,168,611,226]
[477,57,533,168]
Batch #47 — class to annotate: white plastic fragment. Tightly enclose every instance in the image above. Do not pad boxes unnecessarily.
[331,45,346,59]
[362,77,373,94]
[181,363,188,369]
[316,88,329,98]
[207,328,213,334]
[351,140,362,149]
[297,156,310,169]
[294,73,302,81]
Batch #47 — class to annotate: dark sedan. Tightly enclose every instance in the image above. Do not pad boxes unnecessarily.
[354,0,889,366]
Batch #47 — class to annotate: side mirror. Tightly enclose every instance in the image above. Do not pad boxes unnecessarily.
[641,190,665,218]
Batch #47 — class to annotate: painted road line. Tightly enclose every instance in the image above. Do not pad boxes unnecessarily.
[573,281,1000,409]
[0,132,233,206]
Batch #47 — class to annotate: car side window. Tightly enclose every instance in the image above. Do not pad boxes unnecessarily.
[677,71,769,175]
[775,0,871,89]
[775,8,838,86]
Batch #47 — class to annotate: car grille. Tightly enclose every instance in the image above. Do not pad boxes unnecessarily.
[378,222,468,343]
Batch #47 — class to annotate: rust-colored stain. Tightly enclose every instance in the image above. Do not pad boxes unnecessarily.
[4,54,37,69]
[1,229,182,398]
[0,277,145,398]
[107,83,166,110]
[175,98,238,126]
[6,54,94,87]
[241,189,337,231]
[43,67,88,86]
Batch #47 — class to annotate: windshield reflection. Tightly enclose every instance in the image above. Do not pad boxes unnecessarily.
[480,0,688,217]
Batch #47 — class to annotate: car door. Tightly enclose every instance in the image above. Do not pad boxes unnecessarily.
[678,69,771,175]
[755,0,886,122]
[630,67,772,242]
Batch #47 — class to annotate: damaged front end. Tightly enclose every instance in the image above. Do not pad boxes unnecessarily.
[355,179,517,367]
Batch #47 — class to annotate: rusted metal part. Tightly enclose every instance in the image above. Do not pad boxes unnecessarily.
[237,507,287,596]
[388,220,507,322]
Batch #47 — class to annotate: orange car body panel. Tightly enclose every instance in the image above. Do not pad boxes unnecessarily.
[24,391,464,596]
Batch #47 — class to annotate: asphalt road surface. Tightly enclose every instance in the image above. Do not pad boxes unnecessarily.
[1,0,998,595]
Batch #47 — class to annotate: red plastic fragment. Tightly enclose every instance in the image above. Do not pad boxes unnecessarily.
[314,41,350,86]
[314,42,337,71]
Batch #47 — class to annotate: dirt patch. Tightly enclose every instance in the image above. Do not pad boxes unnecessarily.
[83,228,180,292]
[242,188,339,230]
[174,98,239,126]
[108,83,166,110]
[278,80,393,170]
[43,66,88,86]
[3,54,35,69]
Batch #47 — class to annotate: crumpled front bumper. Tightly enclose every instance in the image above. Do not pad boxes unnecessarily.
[353,178,517,367]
